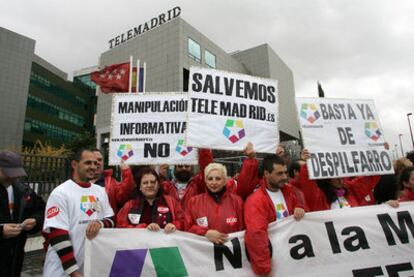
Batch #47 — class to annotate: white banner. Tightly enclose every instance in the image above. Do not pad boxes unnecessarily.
[186,67,279,153]
[85,203,414,277]
[109,93,198,165]
[296,97,394,179]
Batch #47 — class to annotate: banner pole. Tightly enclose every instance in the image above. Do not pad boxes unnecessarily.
[143,62,146,93]
[128,56,133,93]
[136,59,140,93]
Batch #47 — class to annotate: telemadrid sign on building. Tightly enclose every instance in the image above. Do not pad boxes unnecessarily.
[108,6,181,49]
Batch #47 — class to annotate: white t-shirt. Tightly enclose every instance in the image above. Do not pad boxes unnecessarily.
[43,179,114,277]
[266,189,289,220]
[330,196,351,210]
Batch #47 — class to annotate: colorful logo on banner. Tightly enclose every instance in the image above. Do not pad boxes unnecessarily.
[364,122,382,141]
[300,103,321,123]
[80,195,97,216]
[175,139,193,156]
[223,119,246,143]
[276,203,289,219]
[117,144,134,161]
[109,247,188,277]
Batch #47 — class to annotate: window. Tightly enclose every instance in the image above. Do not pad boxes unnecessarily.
[188,38,201,62]
[205,50,216,68]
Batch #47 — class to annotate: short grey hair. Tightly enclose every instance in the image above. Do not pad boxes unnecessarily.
[204,163,227,181]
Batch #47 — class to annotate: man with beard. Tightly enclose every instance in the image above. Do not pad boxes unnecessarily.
[43,149,114,277]
[162,149,213,211]
[244,154,306,276]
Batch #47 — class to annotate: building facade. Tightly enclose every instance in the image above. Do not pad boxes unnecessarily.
[0,26,95,149]
[0,27,35,150]
[95,16,299,149]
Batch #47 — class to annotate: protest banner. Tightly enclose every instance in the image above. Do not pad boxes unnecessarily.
[109,92,197,165]
[85,203,414,277]
[186,67,279,153]
[296,97,394,179]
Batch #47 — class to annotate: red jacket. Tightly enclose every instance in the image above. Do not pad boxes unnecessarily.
[162,149,213,210]
[400,188,414,201]
[226,157,260,200]
[184,189,244,235]
[116,194,184,230]
[344,175,381,206]
[104,168,135,215]
[298,164,359,211]
[244,181,303,275]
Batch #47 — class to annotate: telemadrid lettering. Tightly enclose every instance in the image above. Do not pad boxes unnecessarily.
[108,7,181,49]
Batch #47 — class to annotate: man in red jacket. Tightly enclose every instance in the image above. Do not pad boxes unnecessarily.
[244,154,305,276]
[90,149,135,215]
[162,149,213,210]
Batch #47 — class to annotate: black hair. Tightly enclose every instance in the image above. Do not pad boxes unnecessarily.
[373,174,397,203]
[288,159,304,178]
[262,154,286,174]
[71,148,92,162]
[315,179,339,204]
[406,151,414,165]
[398,166,414,190]
[90,148,103,155]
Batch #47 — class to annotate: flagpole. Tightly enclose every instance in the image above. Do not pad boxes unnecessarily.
[136,59,140,93]
[128,56,133,93]
[143,62,146,93]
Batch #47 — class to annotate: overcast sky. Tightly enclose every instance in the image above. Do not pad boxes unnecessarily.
[1,0,413,157]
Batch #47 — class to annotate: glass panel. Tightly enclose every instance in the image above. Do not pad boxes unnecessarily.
[205,50,216,68]
[188,38,201,62]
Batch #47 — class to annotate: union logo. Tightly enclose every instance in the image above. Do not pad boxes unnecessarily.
[80,195,98,216]
[222,119,246,143]
[364,122,382,141]
[300,103,321,123]
[117,144,134,161]
[175,139,193,156]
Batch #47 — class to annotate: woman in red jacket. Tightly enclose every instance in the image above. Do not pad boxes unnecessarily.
[117,167,183,233]
[184,163,244,244]
[399,167,414,201]
[299,149,375,211]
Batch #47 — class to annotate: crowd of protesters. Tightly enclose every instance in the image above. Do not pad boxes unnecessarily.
[1,145,413,277]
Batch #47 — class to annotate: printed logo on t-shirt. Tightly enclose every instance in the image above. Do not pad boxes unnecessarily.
[47,206,60,218]
[196,216,208,228]
[128,213,141,225]
[338,197,350,208]
[80,195,100,216]
[226,217,238,226]
[157,206,170,213]
[276,203,289,219]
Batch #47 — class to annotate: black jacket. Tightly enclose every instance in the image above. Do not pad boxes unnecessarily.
[0,182,45,277]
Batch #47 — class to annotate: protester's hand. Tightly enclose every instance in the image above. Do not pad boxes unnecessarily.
[301,149,310,160]
[86,220,102,240]
[119,159,129,170]
[205,229,228,244]
[147,223,161,232]
[21,218,37,231]
[70,271,84,277]
[276,144,285,156]
[244,142,256,158]
[384,142,390,150]
[2,223,22,238]
[293,208,305,220]
[386,200,399,208]
[164,223,177,234]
